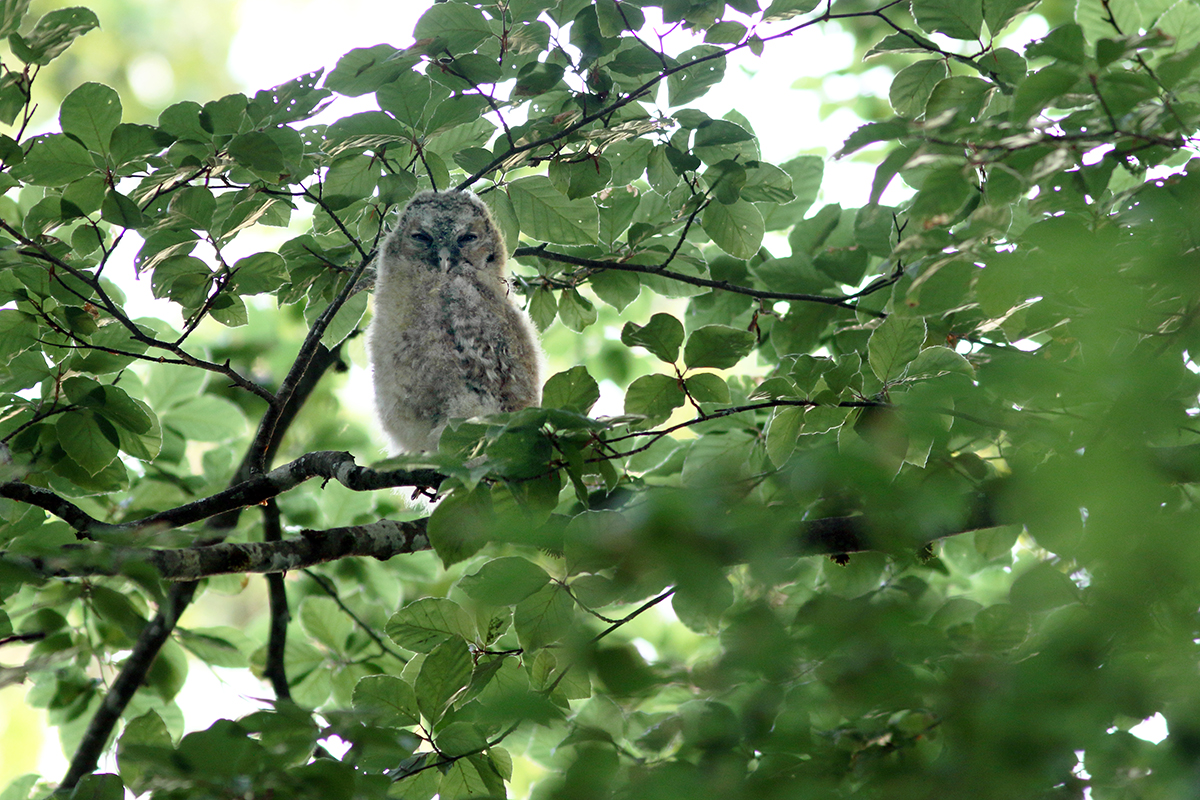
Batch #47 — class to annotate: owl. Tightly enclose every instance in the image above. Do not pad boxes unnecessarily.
[367,190,544,453]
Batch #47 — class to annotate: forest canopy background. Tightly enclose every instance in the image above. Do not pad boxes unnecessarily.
[1,0,1200,799]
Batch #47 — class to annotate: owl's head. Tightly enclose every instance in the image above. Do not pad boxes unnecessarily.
[385,190,506,277]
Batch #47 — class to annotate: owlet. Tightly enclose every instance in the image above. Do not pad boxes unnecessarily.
[368,190,543,453]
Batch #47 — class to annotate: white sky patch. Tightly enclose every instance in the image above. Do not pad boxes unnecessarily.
[1129,713,1169,745]
[228,0,427,89]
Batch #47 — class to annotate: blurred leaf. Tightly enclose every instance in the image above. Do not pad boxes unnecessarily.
[460,557,551,606]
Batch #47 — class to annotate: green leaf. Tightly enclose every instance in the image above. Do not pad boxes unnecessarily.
[704,160,746,203]
[1159,1,1200,53]
[507,176,598,245]
[63,378,153,435]
[803,404,850,435]
[415,638,473,722]
[513,584,574,650]
[528,286,557,331]
[984,0,1041,34]
[835,119,911,158]
[766,405,805,468]
[681,429,755,485]
[549,156,612,200]
[596,0,645,35]
[905,345,975,380]
[975,47,1027,87]
[740,162,794,203]
[229,252,288,295]
[385,597,477,653]
[9,6,98,65]
[176,628,249,669]
[683,324,756,370]
[705,20,747,43]
[413,2,492,54]
[60,82,120,154]
[0,0,30,38]
[701,199,764,259]
[376,70,438,129]
[1011,64,1081,122]
[1075,0,1140,44]
[353,674,421,727]
[621,313,684,363]
[589,269,641,311]
[162,394,248,441]
[668,45,726,106]
[100,190,146,229]
[762,0,821,21]
[226,131,285,174]
[685,372,731,403]
[308,290,367,348]
[865,31,942,57]
[326,45,413,96]
[321,153,380,208]
[459,557,551,606]
[911,164,974,222]
[19,133,96,185]
[557,288,598,332]
[169,186,216,230]
[926,76,994,122]
[890,60,948,118]
[1026,23,1086,63]
[868,315,927,382]
[427,485,493,565]
[513,61,566,97]
[623,373,686,426]
[57,411,118,476]
[912,0,984,39]
[542,366,600,414]
[67,774,123,800]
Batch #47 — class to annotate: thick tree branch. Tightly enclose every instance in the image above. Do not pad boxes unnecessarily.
[60,233,367,790]
[5,491,1016,583]
[61,582,197,789]
[262,499,292,702]
[1,450,442,540]
[3,519,430,581]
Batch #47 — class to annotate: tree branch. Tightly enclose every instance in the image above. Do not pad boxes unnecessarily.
[262,499,292,702]
[61,582,197,788]
[1,450,442,540]
[3,519,430,581]
[513,244,872,313]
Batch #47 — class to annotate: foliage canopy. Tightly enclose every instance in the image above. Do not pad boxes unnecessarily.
[2,0,1200,797]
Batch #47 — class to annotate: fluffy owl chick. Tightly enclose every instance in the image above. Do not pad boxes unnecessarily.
[368,190,543,453]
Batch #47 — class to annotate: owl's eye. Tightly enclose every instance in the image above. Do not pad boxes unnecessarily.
[457,232,478,245]
[411,231,433,244]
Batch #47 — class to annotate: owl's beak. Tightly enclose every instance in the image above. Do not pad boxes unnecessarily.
[438,247,453,272]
